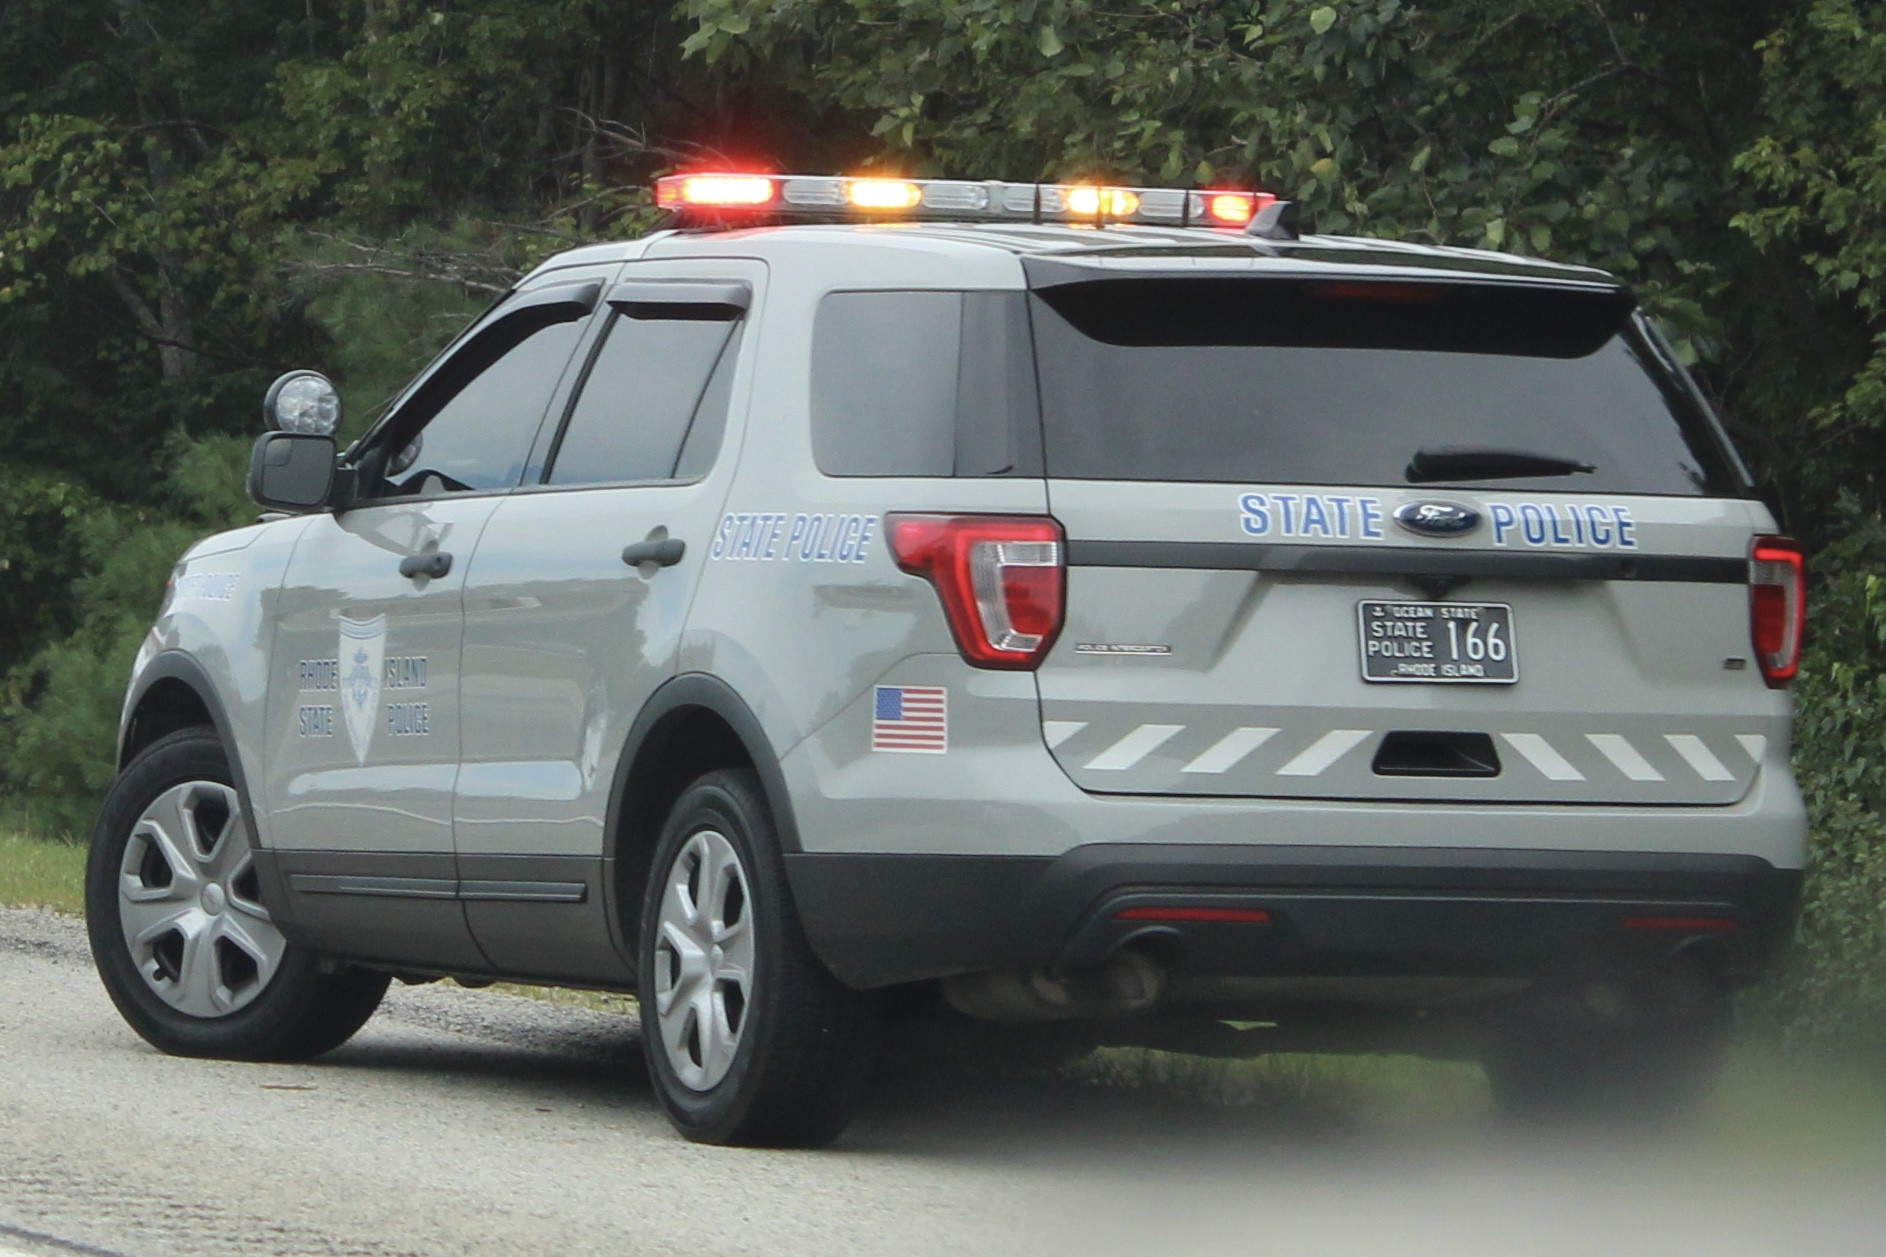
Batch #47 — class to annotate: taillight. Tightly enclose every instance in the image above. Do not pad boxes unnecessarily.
[887,514,1066,669]
[1749,536,1806,688]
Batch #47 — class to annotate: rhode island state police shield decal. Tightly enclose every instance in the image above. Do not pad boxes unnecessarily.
[338,614,387,766]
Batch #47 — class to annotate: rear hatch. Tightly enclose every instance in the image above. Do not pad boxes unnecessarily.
[1026,262,1777,805]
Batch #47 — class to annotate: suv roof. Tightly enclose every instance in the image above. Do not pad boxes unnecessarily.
[526,223,1618,290]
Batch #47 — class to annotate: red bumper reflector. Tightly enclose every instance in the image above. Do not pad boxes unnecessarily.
[1115,906,1272,924]
[1621,916,1741,932]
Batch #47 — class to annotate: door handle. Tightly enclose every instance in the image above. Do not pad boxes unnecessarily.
[621,536,686,568]
[398,552,453,580]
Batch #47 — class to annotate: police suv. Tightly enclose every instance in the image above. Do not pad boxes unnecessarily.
[87,174,1807,1146]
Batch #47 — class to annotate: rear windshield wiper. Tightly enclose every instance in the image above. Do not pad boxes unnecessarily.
[1405,446,1597,484]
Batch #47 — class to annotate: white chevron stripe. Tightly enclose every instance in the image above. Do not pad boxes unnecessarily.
[1664,734,1734,782]
[1498,733,1585,781]
[1085,724,1185,771]
[1586,734,1664,782]
[1736,734,1768,764]
[1042,720,1087,750]
[1181,727,1280,774]
[1276,729,1372,777]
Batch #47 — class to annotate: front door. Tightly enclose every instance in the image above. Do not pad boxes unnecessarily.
[263,498,499,968]
[455,260,761,980]
[262,271,604,970]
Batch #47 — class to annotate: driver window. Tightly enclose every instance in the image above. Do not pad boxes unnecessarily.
[385,318,585,497]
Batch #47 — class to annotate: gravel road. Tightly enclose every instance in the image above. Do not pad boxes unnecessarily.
[3,905,1882,1257]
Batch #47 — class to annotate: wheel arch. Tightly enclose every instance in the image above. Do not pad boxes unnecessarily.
[603,673,802,968]
[119,653,256,828]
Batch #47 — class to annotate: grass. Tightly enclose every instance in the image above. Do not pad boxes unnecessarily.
[0,831,86,914]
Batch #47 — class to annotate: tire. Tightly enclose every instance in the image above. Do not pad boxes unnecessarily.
[638,768,879,1146]
[1481,989,1732,1123]
[87,727,389,1061]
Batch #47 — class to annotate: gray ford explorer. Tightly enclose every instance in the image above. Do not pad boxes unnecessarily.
[87,174,1806,1146]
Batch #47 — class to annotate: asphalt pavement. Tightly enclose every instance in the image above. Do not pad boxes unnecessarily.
[3,904,1882,1257]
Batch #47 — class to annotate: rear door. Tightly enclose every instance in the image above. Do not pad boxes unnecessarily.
[1027,270,1780,806]
[453,261,758,980]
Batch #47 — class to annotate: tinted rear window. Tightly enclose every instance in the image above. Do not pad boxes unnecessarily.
[811,291,1040,477]
[1030,278,1738,495]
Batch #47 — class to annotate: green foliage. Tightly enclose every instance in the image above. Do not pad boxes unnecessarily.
[272,0,596,224]
[1755,505,1886,1040]
[1733,0,1886,522]
[0,434,254,839]
[0,470,93,673]
[683,0,1770,344]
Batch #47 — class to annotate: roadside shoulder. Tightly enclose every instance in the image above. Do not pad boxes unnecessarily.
[0,905,89,967]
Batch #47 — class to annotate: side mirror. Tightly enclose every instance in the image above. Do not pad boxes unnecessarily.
[248,431,336,512]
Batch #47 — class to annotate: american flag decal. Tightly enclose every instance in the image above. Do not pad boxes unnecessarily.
[872,685,948,753]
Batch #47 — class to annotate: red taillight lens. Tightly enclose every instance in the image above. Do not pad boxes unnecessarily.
[887,514,1066,669]
[1749,535,1806,688]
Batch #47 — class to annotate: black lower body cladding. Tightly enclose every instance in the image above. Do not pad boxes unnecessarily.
[784,844,1802,992]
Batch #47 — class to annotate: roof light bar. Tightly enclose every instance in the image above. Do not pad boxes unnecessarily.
[653,173,1274,229]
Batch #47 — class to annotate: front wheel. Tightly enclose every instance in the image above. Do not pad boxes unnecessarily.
[87,728,388,1061]
[638,769,878,1146]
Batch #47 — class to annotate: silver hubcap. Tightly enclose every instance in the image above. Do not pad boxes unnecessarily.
[118,780,286,1018]
[652,828,755,1092]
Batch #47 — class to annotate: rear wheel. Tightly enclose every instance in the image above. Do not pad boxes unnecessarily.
[87,728,388,1061]
[639,768,878,1146]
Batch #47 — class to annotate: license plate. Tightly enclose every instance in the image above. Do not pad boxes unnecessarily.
[1357,601,1518,684]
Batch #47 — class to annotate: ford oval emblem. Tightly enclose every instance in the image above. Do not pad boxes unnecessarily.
[1395,500,1482,538]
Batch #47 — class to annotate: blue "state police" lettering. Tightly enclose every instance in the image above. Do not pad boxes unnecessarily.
[710,512,877,563]
[1240,492,1385,541]
[1486,502,1637,550]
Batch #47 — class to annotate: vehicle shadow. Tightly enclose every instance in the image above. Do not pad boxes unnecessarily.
[309,984,1882,1185]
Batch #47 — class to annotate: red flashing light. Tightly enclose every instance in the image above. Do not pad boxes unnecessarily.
[887,514,1065,669]
[656,174,777,211]
[1750,536,1806,688]
[1115,906,1272,924]
[1621,916,1741,932]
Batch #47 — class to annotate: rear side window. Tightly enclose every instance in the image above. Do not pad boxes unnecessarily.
[547,312,742,485]
[811,291,1039,477]
[1029,278,1740,495]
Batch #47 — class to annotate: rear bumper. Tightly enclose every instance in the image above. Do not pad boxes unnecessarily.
[786,845,1802,991]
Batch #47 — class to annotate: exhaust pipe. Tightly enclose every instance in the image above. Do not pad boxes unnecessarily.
[941,947,1168,1023]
